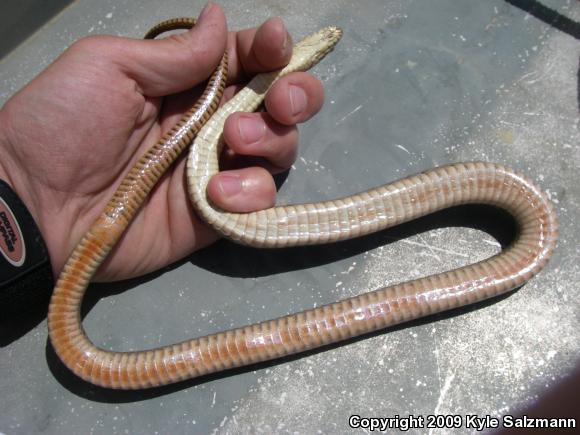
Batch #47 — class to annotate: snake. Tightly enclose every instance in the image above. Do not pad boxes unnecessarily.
[47,17,558,390]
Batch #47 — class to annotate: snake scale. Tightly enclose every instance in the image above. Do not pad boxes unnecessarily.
[48,18,558,389]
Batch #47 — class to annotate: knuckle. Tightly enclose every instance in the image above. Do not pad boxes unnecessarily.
[70,34,116,54]
[168,34,214,72]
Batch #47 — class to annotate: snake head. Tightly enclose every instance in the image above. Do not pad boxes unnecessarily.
[287,26,343,72]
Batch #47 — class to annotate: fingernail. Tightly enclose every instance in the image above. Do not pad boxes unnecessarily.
[271,17,291,55]
[289,85,307,116]
[237,115,265,145]
[199,1,214,22]
[282,31,292,56]
[217,173,243,197]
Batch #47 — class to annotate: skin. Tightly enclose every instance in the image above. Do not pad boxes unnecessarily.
[0,3,324,281]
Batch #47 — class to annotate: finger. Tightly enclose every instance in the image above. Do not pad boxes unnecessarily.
[265,72,324,125]
[207,167,276,212]
[107,3,227,96]
[223,112,298,171]
[226,17,292,83]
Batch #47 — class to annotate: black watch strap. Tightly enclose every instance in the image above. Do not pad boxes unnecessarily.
[0,179,53,319]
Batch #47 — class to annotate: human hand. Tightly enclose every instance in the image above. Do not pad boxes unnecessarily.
[0,4,324,281]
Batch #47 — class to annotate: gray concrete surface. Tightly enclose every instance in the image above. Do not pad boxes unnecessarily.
[0,0,73,59]
[1,0,579,434]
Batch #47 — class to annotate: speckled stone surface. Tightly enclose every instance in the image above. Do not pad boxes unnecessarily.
[1,0,578,434]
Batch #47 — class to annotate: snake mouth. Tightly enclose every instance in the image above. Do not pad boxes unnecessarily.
[324,26,343,40]
[320,26,343,48]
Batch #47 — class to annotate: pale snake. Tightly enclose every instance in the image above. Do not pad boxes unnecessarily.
[47,18,558,389]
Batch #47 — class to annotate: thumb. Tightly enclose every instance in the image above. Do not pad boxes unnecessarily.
[114,3,227,97]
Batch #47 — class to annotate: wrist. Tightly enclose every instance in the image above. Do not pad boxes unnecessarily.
[0,135,15,189]
[0,121,60,284]
[0,141,54,315]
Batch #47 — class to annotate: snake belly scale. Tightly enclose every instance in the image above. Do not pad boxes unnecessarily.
[47,19,558,389]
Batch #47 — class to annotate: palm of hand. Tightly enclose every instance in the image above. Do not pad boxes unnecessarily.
[3,43,225,281]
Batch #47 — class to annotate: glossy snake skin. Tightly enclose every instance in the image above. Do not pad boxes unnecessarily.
[48,20,558,390]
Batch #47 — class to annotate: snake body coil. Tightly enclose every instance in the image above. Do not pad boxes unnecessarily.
[48,20,558,389]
